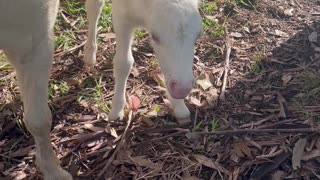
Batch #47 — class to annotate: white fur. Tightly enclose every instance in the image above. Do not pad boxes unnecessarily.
[0,1,72,179]
[0,0,201,179]
[85,0,201,121]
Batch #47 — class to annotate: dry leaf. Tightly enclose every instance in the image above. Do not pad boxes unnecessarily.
[230,32,243,38]
[230,167,240,180]
[84,124,104,132]
[302,149,320,161]
[275,30,289,38]
[151,72,165,87]
[110,127,118,138]
[193,154,230,174]
[283,8,294,16]
[10,146,33,158]
[0,162,4,172]
[101,32,116,41]
[183,176,200,180]
[129,156,159,169]
[237,142,253,159]
[189,96,202,106]
[128,95,141,111]
[65,78,80,86]
[308,31,318,42]
[131,67,140,77]
[196,74,213,90]
[292,138,307,170]
[271,170,285,180]
[281,73,293,85]
[14,172,27,180]
[139,117,155,127]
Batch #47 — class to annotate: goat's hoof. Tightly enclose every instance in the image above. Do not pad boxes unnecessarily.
[44,168,72,180]
[108,109,124,121]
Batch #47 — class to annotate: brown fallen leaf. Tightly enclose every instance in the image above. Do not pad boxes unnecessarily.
[229,167,240,180]
[100,32,116,41]
[84,123,105,132]
[13,172,27,180]
[128,156,160,170]
[10,146,34,158]
[251,152,291,179]
[308,31,317,42]
[193,154,230,175]
[183,176,200,180]
[196,74,213,91]
[271,170,285,180]
[281,73,293,86]
[292,138,307,170]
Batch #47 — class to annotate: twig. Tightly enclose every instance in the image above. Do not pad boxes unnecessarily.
[54,40,87,57]
[219,28,232,101]
[257,118,299,129]
[240,115,275,128]
[194,128,320,136]
[97,110,134,179]
[132,127,320,148]
[130,131,185,147]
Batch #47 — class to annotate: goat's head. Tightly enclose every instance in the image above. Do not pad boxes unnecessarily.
[148,0,201,99]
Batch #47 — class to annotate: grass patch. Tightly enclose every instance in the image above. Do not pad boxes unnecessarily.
[100,4,113,29]
[134,29,148,39]
[0,54,12,70]
[232,0,257,9]
[201,2,218,14]
[48,80,70,99]
[250,53,264,74]
[202,17,225,37]
[297,71,320,104]
[55,31,77,50]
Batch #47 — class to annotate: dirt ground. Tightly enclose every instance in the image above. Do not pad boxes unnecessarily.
[1,0,320,179]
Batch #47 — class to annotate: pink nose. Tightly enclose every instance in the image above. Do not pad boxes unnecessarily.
[167,79,193,99]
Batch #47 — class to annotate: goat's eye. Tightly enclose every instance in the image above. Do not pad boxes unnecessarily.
[151,33,160,43]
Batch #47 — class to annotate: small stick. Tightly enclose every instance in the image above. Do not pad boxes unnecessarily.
[219,28,232,101]
[54,40,87,57]
[240,115,275,128]
[97,111,134,179]
[194,128,320,136]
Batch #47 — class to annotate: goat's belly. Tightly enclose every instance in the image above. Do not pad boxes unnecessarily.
[0,0,41,32]
[0,0,55,49]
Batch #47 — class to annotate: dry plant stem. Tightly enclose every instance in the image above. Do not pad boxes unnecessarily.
[131,131,185,147]
[132,128,320,148]
[219,29,232,101]
[54,40,87,57]
[194,128,320,135]
[97,110,134,178]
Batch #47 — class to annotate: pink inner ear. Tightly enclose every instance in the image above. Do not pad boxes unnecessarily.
[151,32,160,43]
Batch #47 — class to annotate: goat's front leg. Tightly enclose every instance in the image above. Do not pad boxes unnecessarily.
[108,22,134,121]
[166,91,191,125]
[6,39,72,180]
[83,0,104,65]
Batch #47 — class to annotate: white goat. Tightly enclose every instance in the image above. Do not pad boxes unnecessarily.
[0,0,201,179]
[84,0,202,123]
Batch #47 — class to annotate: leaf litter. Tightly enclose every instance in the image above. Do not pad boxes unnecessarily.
[1,0,320,179]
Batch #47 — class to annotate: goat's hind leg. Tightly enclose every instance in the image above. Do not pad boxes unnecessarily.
[6,39,72,180]
[83,0,104,65]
